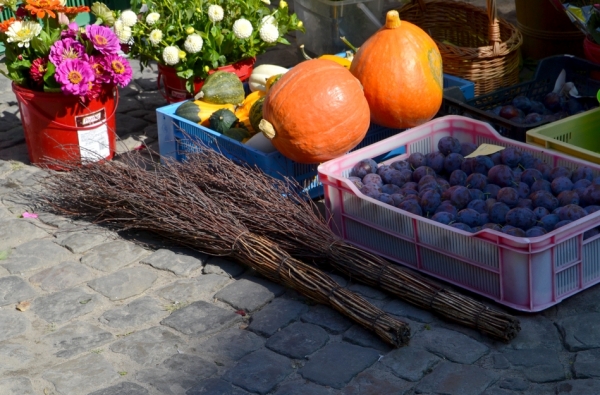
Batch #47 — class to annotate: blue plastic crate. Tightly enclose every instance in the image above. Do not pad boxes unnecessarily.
[157,102,405,199]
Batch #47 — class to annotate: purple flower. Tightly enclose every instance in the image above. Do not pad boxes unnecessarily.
[49,38,85,67]
[61,22,79,39]
[101,54,132,87]
[89,55,110,84]
[55,59,95,96]
[86,25,120,55]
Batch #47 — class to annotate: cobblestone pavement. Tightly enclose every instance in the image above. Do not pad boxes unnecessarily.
[3,6,600,394]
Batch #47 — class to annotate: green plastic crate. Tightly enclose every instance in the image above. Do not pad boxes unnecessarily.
[526,107,600,165]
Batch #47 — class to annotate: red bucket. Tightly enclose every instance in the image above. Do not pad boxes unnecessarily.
[584,36,600,81]
[12,83,118,170]
[157,57,256,103]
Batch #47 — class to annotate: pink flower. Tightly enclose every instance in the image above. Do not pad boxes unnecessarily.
[85,25,120,55]
[84,81,103,101]
[29,57,48,84]
[61,22,79,38]
[55,58,95,96]
[49,37,85,67]
[102,54,132,87]
[89,55,109,84]
[22,212,38,219]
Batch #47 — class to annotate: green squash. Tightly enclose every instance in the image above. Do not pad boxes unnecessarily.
[198,71,245,105]
[209,108,239,134]
[223,127,251,142]
[249,96,266,133]
[175,101,202,123]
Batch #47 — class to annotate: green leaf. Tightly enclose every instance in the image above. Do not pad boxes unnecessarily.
[278,37,290,45]
[211,25,218,37]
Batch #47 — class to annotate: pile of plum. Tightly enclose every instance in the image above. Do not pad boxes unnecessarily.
[486,92,596,125]
[348,136,600,239]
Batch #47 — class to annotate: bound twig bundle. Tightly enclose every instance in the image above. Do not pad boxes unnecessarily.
[176,147,521,342]
[38,157,410,348]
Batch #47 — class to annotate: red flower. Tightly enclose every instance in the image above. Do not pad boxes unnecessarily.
[30,57,48,85]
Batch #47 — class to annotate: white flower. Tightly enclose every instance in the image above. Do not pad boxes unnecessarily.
[163,46,180,65]
[5,21,42,48]
[120,10,138,27]
[146,12,160,26]
[233,19,253,40]
[261,15,277,26]
[115,24,132,44]
[261,0,270,4]
[184,34,203,54]
[259,23,279,43]
[149,29,163,46]
[208,5,224,23]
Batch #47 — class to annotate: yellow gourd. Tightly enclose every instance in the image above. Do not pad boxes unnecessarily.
[175,100,236,126]
[234,90,266,133]
[299,45,352,69]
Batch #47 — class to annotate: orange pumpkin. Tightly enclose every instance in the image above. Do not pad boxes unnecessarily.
[259,59,371,164]
[350,10,443,129]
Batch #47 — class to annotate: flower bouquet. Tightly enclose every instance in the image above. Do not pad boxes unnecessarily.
[91,0,304,94]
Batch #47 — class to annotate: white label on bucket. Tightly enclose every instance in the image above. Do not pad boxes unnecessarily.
[76,109,110,162]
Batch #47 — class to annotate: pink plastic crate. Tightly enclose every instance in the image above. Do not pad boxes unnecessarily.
[318,116,600,312]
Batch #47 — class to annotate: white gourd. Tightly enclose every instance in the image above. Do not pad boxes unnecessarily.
[248,64,289,92]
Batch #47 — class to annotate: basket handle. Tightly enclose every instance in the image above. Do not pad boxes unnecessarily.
[414,0,426,11]
[487,0,501,54]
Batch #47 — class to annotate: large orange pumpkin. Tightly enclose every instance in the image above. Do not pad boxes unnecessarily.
[350,10,443,129]
[259,59,371,164]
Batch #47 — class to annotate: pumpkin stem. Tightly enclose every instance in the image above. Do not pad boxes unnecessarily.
[299,45,313,61]
[385,10,401,29]
[259,119,276,139]
[340,36,359,53]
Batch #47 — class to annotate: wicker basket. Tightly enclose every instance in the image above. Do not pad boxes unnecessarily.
[398,0,523,96]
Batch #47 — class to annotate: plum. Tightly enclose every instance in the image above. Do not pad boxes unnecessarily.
[490,152,502,166]
[516,182,530,199]
[403,182,418,191]
[519,152,536,169]
[360,184,381,199]
[549,166,572,181]
[585,205,600,215]
[391,193,406,206]
[559,204,587,222]
[467,199,487,214]
[500,147,522,168]
[551,176,573,195]
[488,165,515,187]
[388,169,413,187]
[419,190,442,215]
[469,189,485,201]
[594,176,600,185]
[485,198,497,213]
[456,209,481,228]
[539,214,561,232]
[543,92,562,112]
[397,199,423,216]
[362,173,383,188]
[530,190,559,211]
[574,179,592,191]
[412,166,436,183]
[435,201,458,217]
[529,100,546,114]
[555,220,573,229]
[530,179,552,194]
[442,185,461,201]
[450,186,471,210]
[466,173,487,190]
[348,176,363,189]
[471,226,483,233]
[502,226,526,237]
[431,211,455,225]
[533,206,550,220]
[521,169,544,187]
[482,223,502,231]
[581,184,600,207]
[517,199,533,210]
[471,156,494,175]
[479,213,490,226]
[449,169,468,186]
[438,136,462,155]
[557,190,579,207]
[390,160,411,171]
[436,178,451,192]
[505,207,537,230]
[376,165,390,177]
[461,157,476,175]
[483,184,501,199]
[525,226,547,237]
[444,153,464,174]
[489,202,510,224]
[534,162,553,180]
[499,105,520,120]
[377,193,394,206]
[381,184,402,195]
[418,175,439,191]
[497,187,519,208]
[350,158,378,178]
[523,113,543,124]
[572,166,594,183]
[460,142,478,157]
[450,223,473,232]
[408,153,427,169]
[426,152,446,174]
[512,95,532,112]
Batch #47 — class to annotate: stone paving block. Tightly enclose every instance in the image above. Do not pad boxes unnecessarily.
[272,380,335,395]
[88,382,150,395]
[574,348,600,378]
[503,348,560,367]
[43,321,114,358]
[523,363,566,383]
[555,379,600,394]
[301,305,353,335]
[415,361,499,395]
[0,218,49,250]
[0,206,14,219]
[300,343,379,389]
[410,327,489,364]
[342,324,392,353]
[161,300,242,337]
[155,274,232,303]
[0,309,30,342]
[381,346,440,382]
[100,296,167,328]
[0,343,34,374]
[1,238,73,274]
[109,326,183,367]
[186,378,250,395]
[115,113,149,136]
[136,91,166,111]
[29,261,95,292]
[136,353,218,395]
[88,267,158,301]
[36,212,66,228]
[192,328,264,363]
[203,257,246,278]
[222,349,294,395]
[0,377,35,395]
[266,322,329,359]
[57,231,115,254]
[248,297,309,337]
[43,352,118,395]
[556,312,600,351]
[505,315,563,351]
[31,287,99,323]
[116,96,145,113]
[341,369,414,395]
[81,240,149,272]
[215,277,285,312]
[0,275,36,307]
[493,353,510,369]
[382,299,436,323]
[141,249,204,276]
[497,376,530,391]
